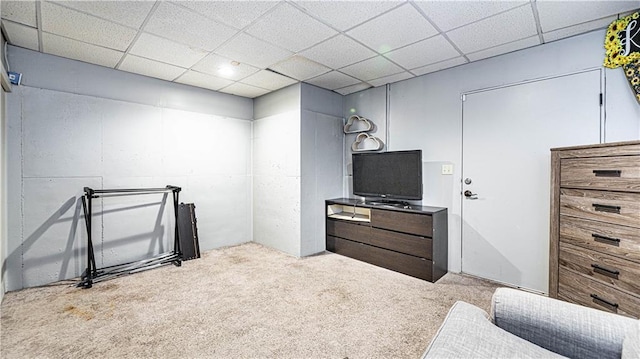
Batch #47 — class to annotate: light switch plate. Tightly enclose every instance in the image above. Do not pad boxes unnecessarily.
[442,164,453,175]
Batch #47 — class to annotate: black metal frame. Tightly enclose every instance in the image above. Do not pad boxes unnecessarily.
[78,185,182,288]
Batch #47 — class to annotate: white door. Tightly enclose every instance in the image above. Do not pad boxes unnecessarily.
[461,70,602,293]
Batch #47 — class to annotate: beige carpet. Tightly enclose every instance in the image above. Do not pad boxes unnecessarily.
[1,243,500,358]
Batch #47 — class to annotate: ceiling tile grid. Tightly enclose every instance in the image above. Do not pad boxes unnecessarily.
[119,54,187,82]
[144,2,238,52]
[42,32,124,68]
[41,2,138,52]
[2,0,639,98]
[346,3,439,54]
[244,3,338,53]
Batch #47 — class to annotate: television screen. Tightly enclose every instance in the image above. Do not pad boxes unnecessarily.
[352,150,423,200]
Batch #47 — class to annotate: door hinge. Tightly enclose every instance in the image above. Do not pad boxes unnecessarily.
[461,94,466,101]
[599,93,603,106]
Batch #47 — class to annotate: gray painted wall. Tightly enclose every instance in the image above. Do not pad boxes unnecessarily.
[300,84,343,256]
[3,47,254,291]
[342,29,640,274]
[253,84,302,256]
[253,84,343,257]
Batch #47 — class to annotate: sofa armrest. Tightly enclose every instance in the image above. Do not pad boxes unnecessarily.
[491,288,637,359]
[422,301,564,358]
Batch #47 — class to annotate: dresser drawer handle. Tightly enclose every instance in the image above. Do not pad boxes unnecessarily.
[592,234,621,246]
[590,294,619,312]
[592,170,622,177]
[591,264,620,279]
[592,204,621,214]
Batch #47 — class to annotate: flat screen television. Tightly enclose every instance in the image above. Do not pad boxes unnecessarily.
[352,150,423,201]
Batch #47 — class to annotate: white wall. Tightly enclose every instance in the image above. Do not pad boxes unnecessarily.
[4,47,253,291]
[343,29,640,274]
[253,84,343,257]
[1,31,8,302]
[253,85,302,256]
[300,84,343,256]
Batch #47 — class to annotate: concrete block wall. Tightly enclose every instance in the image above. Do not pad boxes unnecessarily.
[3,47,253,291]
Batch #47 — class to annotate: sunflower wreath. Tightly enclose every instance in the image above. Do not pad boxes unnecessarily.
[603,11,640,69]
[623,60,640,103]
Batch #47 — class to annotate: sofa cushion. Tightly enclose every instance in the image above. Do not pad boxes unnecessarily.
[622,322,640,359]
[422,301,565,358]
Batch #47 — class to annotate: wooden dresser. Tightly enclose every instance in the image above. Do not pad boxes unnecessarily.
[549,141,640,318]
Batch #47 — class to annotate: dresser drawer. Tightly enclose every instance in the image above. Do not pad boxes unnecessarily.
[559,242,640,295]
[560,156,640,192]
[560,188,640,229]
[326,219,370,244]
[559,267,640,318]
[369,227,432,259]
[560,216,640,262]
[371,209,432,237]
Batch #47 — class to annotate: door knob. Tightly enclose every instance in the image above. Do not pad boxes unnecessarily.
[464,190,478,199]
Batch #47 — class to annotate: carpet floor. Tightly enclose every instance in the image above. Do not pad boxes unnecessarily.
[1,242,500,358]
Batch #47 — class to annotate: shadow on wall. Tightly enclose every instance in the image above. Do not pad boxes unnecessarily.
[461,220,521,286]
[2,194,171,290]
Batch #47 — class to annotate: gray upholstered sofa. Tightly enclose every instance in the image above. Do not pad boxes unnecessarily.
[422,287,639,358]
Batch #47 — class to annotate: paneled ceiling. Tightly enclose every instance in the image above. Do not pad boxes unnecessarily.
[1,1,639,98]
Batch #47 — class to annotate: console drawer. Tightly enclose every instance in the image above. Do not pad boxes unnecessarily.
[328,236,432,281]
[558,267,640,318]
[560,188,640,229]
[371,209,432,237]
[561,156,640,192]
[369,227,432,259]
[326,219,370,244]
[560,216,640,262]
[559,242,640,295]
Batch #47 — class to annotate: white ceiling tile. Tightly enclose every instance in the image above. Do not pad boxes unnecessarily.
[145,2,238,51]
[367,71,414,87]
[41,2,137,52]
[536,0,640,32]
[334,82,372,96]
[414,1,527,32]
[466,35,540,62]
[175,70,234,91]
[269,55,332,81]
[219,82,271,98]
[542,15,617,43]
[384,35,460,70]
[1,1,36,26]
[305,71,360,90]
[119,55,187,81]
[215,33,293,69]
[446,4,538,54]
[346,3,438,54]
[245,3,338,52]
[240,70,298,91]
[175,1,278,30]
[42,32,124,68]
[129,33,209,68]
[293,1,402,31]
[192,54,260,81]
[340,56,405,81]
[3,20,39,51]
[410,57,468,76]
[50,1,154,28]
[300,35,377,70]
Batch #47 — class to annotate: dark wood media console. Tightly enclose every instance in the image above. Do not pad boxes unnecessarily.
[325,198,448,282]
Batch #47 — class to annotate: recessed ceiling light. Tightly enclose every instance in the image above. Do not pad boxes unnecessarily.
[218,66,235,77]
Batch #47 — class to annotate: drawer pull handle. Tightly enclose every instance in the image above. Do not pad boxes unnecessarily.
[591,264,620,279]
[592,204,621,214]
[592,170,621,177]
[590,294,619,312]
[592,234,621,246]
